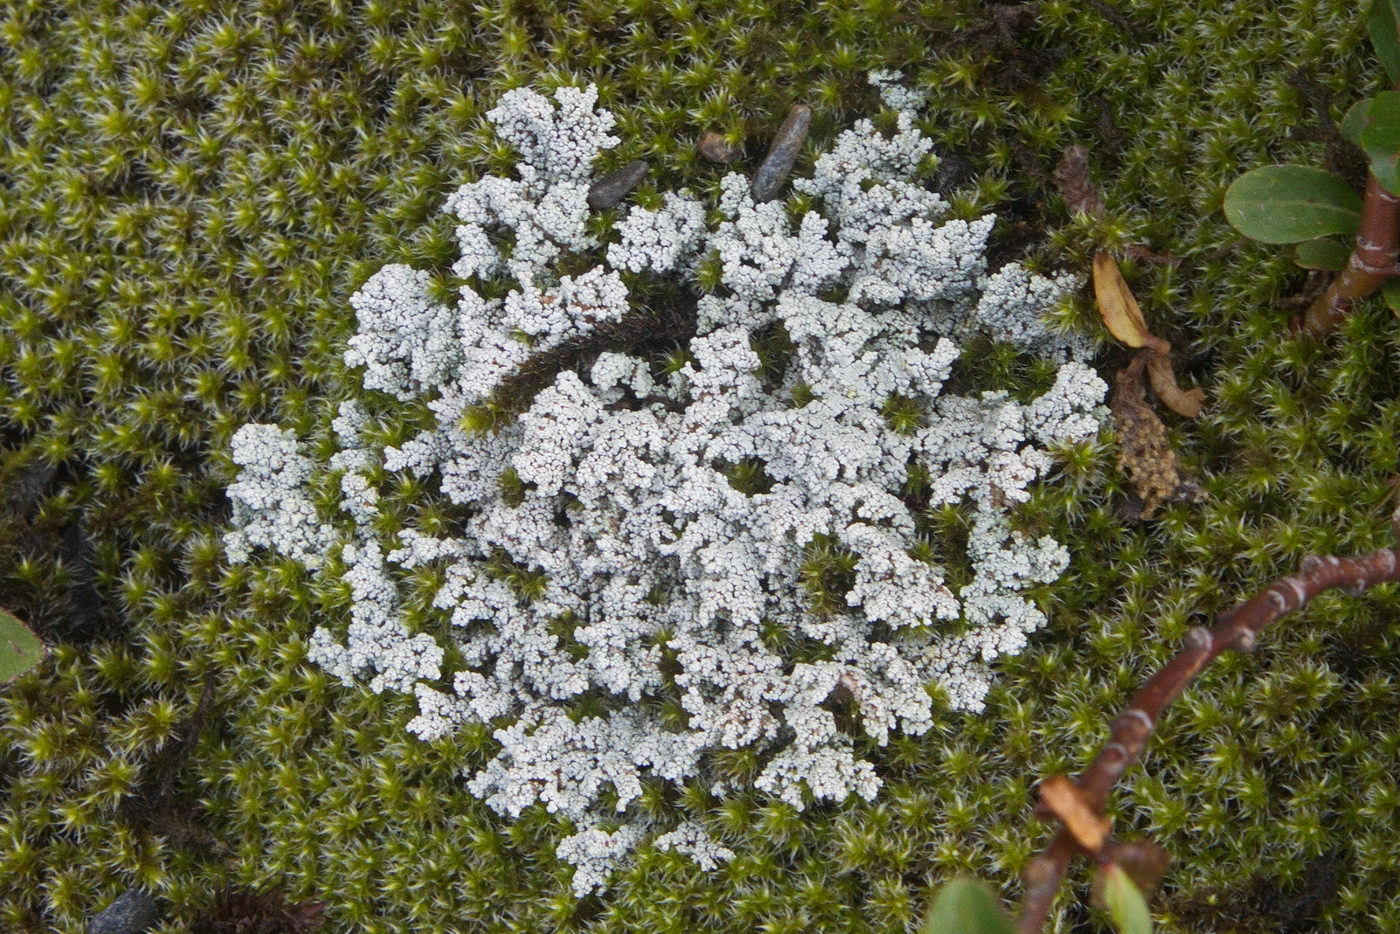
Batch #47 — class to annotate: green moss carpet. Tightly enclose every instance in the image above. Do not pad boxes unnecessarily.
[1,0,1398,930]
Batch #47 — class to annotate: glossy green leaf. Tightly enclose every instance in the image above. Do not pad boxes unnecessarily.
[924,878,1016,934]
[1101,863,1153,934]
[1382,277,1400,312]
[1357,91,1400,195]
[1224,166,1363,243]
[1369,0,1400,82]
[1,607,46,683]
[1292,237,1352,271]
[1341,98,1372,146]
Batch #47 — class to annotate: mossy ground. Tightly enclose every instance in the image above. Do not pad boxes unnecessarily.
[1,0,1398,931]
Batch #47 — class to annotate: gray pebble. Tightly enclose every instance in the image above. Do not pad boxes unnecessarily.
[586,160,649,209]
[87,888,158,934]
[750,104,810,202]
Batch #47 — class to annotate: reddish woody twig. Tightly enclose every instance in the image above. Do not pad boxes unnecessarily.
[1015,512,1400,933]
[1297,174,1400,336]
[1298,76,1400,337]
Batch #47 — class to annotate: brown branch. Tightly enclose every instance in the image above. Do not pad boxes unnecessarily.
[1296,175,1400,336]
[1015,515,1400,933]
[1297,76,1400,337]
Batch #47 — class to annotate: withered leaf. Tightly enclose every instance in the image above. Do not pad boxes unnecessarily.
[1123,242,1181,266]
[698,130,739,164]
[1038,774,1110,854]
[1054,144,1107,218]
[1146,352,1204,418]
[1093,838,1171,906]
[1092,251,1165,351]
[1092,252,1204,418]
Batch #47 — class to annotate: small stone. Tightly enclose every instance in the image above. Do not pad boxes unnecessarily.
[750,104,810,202]
[87,888,158,934]
[586,160,649,210]
[698,130,739,163]
[931,148,975,196]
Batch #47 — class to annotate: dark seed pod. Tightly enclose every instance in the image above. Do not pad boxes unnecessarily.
[586,160,649,209]
[87,888,159,934]
[750,104,810,202]
[698,130,739,164]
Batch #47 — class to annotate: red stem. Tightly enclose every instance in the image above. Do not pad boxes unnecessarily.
[1015,521,1400,933]
[1297,76,1400,337]
[1298,176,1400,336]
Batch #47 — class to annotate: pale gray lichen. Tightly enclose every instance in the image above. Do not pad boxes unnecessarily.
[224,424,338,570]
[608,190,708,274]
[223,78,1107,895]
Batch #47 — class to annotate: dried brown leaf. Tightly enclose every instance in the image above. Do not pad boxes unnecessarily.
[1146,352,1204,418]
[697,130,739,164]
[1038,775,1110,854]
[1090,841,1170,922]
[1093,251,1166,350]
[1102,839,1172,902]
[1123,243,1181,266]
[1054,145,1106,218]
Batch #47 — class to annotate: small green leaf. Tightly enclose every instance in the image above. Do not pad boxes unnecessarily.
[1341,98,1372,146]
[1101,863,1153,934]
[1382,278,1400,312]
[1358,91,1400,195]
[1,607,46,683]
[924,878,1016,934]
[1292,237,1352,271]
[1224,166,1363,243]
[1369,0,1400,83]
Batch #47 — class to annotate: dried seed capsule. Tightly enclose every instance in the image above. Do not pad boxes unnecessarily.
[750,104,810,202]
[586,159,649,210]
[698,130,739,164]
